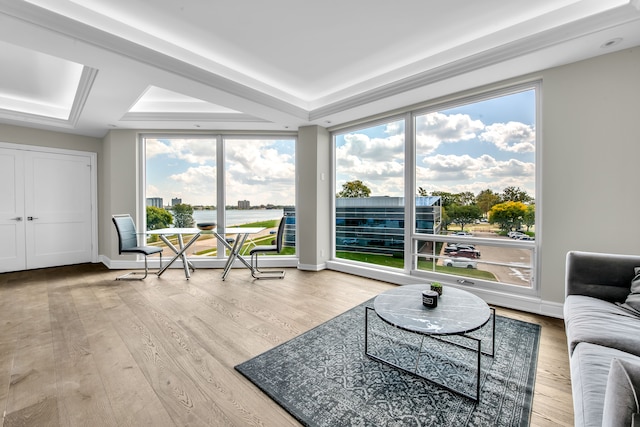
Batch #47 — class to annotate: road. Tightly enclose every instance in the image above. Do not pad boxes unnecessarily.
[444,231,533,287]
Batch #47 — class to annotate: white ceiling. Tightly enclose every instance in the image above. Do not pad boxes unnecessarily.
[0,0,639,137]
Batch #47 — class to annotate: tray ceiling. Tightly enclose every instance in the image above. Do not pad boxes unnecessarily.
[0,0,638,137]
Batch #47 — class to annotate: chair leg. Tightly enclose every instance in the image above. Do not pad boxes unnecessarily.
[116,254,161,281]
[251,252,285,279]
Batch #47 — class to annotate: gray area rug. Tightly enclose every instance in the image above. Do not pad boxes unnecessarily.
[235,299,540,426]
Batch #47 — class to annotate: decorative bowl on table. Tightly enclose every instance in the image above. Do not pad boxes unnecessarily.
[197,222,216,231]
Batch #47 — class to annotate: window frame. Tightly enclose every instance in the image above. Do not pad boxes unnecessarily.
[330,80,541,297]
[139,131,298,265]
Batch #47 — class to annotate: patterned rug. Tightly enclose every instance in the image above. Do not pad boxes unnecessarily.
[235,299,540,426]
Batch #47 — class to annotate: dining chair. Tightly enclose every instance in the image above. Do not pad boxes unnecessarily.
[112,214,163,280]
[250,216,286,279]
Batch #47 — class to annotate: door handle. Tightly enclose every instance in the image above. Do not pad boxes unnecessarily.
[27,216,38,221]
[11,217,23,221]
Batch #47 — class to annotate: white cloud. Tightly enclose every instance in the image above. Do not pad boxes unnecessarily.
[148,138,295,206]
[167,165,216,204]
[145,138,173,158]
[417,153,534,192]
[147,138,216,164]
[336,132,405,196]
[415,112,485,154]
[479,121,535,152]
[486,158,535,178]
[419,154,478,181]
[224,140,295,205]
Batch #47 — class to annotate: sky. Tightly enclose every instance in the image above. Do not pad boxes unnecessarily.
[335,89,536,199]
[146,89,535,208]
[146,137,296,206]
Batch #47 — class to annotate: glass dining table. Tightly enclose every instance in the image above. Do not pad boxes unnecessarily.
[209,227,265,280]
[146,227,201,279]
[147,226,265,280]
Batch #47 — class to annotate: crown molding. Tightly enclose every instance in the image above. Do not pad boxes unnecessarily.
[120,112,269,123]
[309,3,640,121]
[68,66,99,126]
[0,63,97,129]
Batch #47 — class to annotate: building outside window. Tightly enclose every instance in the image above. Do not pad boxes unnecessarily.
[335,196,441,256]
[146,197,163,208]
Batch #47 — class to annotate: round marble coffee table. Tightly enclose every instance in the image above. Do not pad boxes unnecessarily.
[365,284,495,401]
[373,284,491,335]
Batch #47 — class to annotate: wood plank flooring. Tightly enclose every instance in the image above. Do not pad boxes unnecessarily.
[0,263,573,426]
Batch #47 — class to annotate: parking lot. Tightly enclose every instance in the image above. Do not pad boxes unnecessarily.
[440,231,533,286]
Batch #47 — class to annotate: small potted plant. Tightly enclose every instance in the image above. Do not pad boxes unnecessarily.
[430,282,443,296]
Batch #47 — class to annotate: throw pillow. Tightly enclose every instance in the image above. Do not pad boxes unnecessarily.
[602,358,640,427]
[621,267,640,314]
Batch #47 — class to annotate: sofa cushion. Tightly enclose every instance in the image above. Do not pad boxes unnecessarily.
[621,268,640,313]
[571,343,640,427]
[602,358,640,427]
[564,295,640,356]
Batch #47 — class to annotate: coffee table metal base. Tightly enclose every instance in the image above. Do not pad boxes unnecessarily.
[364,306,495,402]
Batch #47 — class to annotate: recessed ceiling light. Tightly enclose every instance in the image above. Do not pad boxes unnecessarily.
[601,38,622,48]
[194,124,201,128]
[107,124,117,128]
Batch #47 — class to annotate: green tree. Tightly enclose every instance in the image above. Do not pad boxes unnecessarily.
[476,189,500,217]
[337,180,371,198]
[447,204,482,231]
[488,201,528,231]
[146,206,173,230]
[172,203,195,228]
[501,186,533,203]
[457,191,476,206]
[431,191,456,207]
[523,203,535,231]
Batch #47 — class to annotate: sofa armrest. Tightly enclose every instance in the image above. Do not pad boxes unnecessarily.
[566,251,640,303]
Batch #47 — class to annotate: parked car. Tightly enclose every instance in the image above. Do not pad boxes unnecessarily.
[452,231,473,237]
[341,238,358,245]
[444,245,459,253]
[508,231,526,239]
[443,257,477,269]
[447,250,479,259]
[446,245,480,257]
[460,248,481,258]
[517,235,534,241]
[452,243,476,251]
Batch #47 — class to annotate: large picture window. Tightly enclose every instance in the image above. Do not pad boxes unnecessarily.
[144,134,296,260]
[333,83,539,293]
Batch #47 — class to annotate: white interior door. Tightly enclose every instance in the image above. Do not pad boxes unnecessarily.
[0,145,95,272]
[24,150,93,269]
[0,149,26,272]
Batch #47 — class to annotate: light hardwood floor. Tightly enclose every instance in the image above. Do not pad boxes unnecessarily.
[0,263,573,426]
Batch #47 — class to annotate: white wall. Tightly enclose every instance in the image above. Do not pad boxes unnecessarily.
[0,123,101,153]
[100,130,140,260]
[540,47,640,304]
[297,126,332,270]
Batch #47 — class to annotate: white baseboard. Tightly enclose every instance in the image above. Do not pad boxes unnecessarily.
[297,263,327,271]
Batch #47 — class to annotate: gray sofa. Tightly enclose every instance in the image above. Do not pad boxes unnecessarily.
[564,251,640,426]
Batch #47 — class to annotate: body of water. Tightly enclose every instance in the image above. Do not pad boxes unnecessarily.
[192,209,283,226]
